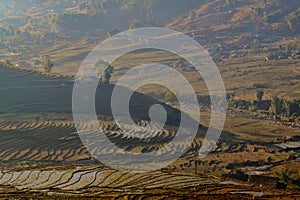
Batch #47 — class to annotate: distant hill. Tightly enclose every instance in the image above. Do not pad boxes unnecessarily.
[0,0,204,33]
[166,0,300,37]
[1,0,299,46]
[1,0,299,37]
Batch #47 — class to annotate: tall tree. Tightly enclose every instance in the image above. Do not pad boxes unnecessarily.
[289,99,300,117]
[44,59,54,73]
[165,90,177,105]
[281,98,290,117]
[102,66,113,84]
[269,94,282,116]
[95,60,113,85]
[256,89,264,102]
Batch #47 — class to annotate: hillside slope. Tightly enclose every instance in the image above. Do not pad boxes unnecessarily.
[167,0,300,37]
[0,65,206,165]
[0,64,184,125]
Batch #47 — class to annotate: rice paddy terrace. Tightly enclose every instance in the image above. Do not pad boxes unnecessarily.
[1,65,300,199]
[0,165,299,199]
[0,118,204,165]
[0,165,217,196]
[0,63,205,162]
[0,64,217,197]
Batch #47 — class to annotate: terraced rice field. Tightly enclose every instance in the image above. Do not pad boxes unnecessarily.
[0,119,88,163]
[0,166,215,192]
[0,65,204,166]
[1,165,299,199]
[0,64,200,168]
[0,117,215,198]
[0,114,212,198]
[0,118,203,165]
[2,65,299,198]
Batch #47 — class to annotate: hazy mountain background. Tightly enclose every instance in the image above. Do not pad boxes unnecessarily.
[0,0,299,37]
